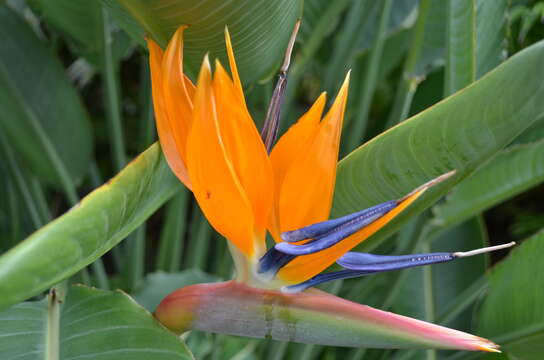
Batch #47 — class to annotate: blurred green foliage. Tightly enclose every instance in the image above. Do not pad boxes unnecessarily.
[0,0,543,359]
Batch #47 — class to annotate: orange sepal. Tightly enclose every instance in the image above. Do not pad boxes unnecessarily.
[212,61,273,243]
[186,57,260,257]
[268,93,326,238]
[224,27,246,107]
[273,74,350,239]
[161,26,195,186]
[147,37,192,189]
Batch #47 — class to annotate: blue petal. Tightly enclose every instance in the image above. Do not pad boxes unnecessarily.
[283,270,365,293]
[283,252,455,293]
[258,248,295,278]
[281,201,397,242]
[337,252,454,271]
[275,201,398,255]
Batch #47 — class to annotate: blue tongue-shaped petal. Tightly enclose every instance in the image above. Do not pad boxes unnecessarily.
[282,242,516,293]
[336,252,454,271]
[280,201,397,243]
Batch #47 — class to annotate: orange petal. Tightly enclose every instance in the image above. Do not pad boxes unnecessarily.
[161,26,195,186]
[277,188,426,284]
[224,27,246,107]
[147,37,192,189]
[187,57,260,257]
[274,74,350,238]
[268,93,326,238]
[212,60,274,251]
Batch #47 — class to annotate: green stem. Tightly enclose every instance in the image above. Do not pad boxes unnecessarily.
[0,132,43,228]
[45,282,66,360]
[346,0,393,151]
[385,0,432,127]
[6,180,21,248]
[138,57,156,149]
[101,6,127,172]
[347,348,367,360]
[91,259,110,290]
[124,226,146,291]
[156,190,189,272]
[30,177,52,223]
[186,207,213,270]
[266,341,289,360]
[421,240,437,360]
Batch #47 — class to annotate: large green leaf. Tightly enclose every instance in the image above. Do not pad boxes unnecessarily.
[444,0,476,94]
[0,143,179,311]
[102,0,301,82]
[332,40,544,251]
[0,5,93,184]
[479,231,544,360]
[29,0,103,59]
[444,0,507,94]
[432,141,544,230]
[475,0,507,78]
[0,285,193,359]
[323,0,418,93]
[29,0,133,66]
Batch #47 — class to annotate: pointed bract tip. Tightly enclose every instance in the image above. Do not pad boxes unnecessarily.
[478,342,501,353]
[398,170,457,202]
[176,24,189,32]
[341,71,351,88]
[224,26,232,41]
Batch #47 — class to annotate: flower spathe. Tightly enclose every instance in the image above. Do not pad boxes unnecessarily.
[147,26,503,352]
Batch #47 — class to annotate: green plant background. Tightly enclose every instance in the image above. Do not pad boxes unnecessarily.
[0,0,543,359]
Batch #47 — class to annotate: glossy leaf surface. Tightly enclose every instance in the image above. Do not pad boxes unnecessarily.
[102,0,301,82]
[332,40,544,251]
[0,285,193,359]
[0,5,92,184]
[0,144,179,311]
[479,231,544,360]
[432,141,544,230]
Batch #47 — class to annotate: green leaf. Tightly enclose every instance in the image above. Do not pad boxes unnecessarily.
[324,0,418,93]
[155,190,190,272]
[332,40,544,252]
[432,141,544,230]
[475,0,507,78]
[0,285,193,359]
[133,270,219,312]
[386,0,447,127]
[444,0,476,95]
[445,0,506,94]
[0,143,179,311]
[515,117,544,144]
[29,0,134,66]
[394,218,487,329]
[0,5,93,185]
[29,0,104,59]
[102,0,302,82]
[479,231,544,359]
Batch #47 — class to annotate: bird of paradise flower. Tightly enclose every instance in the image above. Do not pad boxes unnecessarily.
[147,24,513,352]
